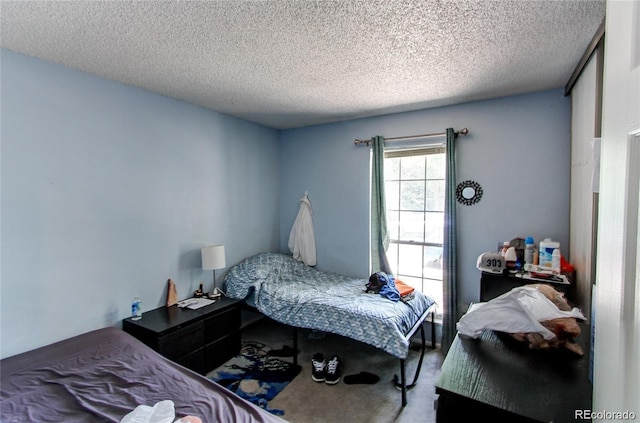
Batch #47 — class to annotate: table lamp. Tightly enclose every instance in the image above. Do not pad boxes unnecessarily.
[201,245,226,296]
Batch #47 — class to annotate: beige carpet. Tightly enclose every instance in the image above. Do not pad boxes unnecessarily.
[238,317,444,423]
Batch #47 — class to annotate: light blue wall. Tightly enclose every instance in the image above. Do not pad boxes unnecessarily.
[279,90,571,313]
[1,48,572,358]
[0,50,281,358]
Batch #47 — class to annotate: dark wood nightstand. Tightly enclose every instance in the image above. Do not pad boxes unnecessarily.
[435,322,592,422]
[480,271,576,304]
[122,296,241,375]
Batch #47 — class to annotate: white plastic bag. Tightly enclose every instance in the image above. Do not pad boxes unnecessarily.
[456,286,585,340]
[120,400,176,423]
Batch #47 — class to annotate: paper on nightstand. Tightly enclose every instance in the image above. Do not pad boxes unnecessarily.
[177,298,215,310]
[188,298,214,309]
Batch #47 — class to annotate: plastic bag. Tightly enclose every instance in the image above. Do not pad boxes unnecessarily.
[120,400,176,423]
[456,286,585,340]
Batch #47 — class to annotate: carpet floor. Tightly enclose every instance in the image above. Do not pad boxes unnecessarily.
[238,317,445,423]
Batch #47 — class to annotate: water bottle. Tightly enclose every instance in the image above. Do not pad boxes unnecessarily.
[552,249,561,272]
[131,296,142,320]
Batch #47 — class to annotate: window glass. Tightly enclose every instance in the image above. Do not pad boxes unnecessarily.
[425,180,445,211]
[424,212,444,244]
[386,210,400,240]
[426,154,445,179]
[384,149,445,317]
[397,243,423,276]
[386,243,399,271]
[399,211,424,242]
[400,181,425,210]
[423,246,443,280]
[400,156,425,179]
[386,157,400,180]
[397,275,422,290]
[423,278,444,310]
[385,180,399,211]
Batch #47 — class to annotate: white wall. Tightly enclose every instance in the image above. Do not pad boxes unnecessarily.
[593,0,640,414]
[279,90,572,314]
[0,50,281,359]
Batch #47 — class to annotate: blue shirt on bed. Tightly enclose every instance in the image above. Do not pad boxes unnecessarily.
[380,275,401,302]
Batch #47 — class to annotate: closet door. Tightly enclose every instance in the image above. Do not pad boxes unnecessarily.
[568,33,604,321]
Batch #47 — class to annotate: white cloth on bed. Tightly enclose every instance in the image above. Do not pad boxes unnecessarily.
[120,400,176,423]
[120,400,201,423]
[288,192,316,266]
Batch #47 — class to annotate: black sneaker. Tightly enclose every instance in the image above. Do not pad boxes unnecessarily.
[325,355,342,385]
[311,353,326,382]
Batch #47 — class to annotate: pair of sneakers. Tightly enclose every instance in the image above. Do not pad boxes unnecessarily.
[311,353,342,384]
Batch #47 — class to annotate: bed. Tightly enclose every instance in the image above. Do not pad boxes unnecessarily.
[224,252,438,405]
[0,327,285,423]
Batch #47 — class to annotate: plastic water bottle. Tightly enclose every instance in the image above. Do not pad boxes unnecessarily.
[552,249,561,272]
[524,237,535,265]
[131,296,142,320]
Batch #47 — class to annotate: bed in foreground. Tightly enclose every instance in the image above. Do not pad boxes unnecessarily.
[0,327,284,423]
[224,252,438,406]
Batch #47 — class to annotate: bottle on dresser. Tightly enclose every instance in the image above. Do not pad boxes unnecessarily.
[524,237,536,265]
[131,296,142,320]
[539,238,560,270]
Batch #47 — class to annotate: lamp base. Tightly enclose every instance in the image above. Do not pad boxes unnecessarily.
[209,270,226,298]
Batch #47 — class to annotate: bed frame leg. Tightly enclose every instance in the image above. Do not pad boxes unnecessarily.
[394,323,427,406]
[293,326,298,366]
[400,359,407,406]
[431,309,436,349]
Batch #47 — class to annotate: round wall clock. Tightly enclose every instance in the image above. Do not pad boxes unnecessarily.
[456,180,483,205]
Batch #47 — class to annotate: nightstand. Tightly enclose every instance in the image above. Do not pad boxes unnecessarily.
[435,320,592,422]
[122,296,241,375]
[480,271,576,304]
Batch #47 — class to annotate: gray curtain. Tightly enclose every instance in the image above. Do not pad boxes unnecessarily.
[441,128,458,355]
[370,136,391,273]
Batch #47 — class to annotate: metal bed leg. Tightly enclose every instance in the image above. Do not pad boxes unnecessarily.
[400,359,407,406]
[431,309,436,349]
[394,322,427,406]
[292,326,298,366]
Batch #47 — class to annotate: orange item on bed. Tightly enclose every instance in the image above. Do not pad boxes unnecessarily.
[394,279,415,297]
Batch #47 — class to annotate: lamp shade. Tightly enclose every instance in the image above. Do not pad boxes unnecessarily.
[201,245,226,270]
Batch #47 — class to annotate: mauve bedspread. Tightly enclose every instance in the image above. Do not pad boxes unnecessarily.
[1,327,284,423]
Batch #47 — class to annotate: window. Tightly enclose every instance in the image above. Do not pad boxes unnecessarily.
[384,147,445,314]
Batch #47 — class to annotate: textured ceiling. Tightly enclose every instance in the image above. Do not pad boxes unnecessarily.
[1,1,605,129]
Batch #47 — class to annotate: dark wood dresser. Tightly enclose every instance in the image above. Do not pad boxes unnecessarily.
[480,271,576,303]
[123,297,241,375]
[435,320,592,422]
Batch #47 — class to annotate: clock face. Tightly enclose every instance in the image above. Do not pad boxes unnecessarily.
[477,253,505,273]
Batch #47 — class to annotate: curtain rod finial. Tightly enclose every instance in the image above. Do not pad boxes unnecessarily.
[459,128,469,136]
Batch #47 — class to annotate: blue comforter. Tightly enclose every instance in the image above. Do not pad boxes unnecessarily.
[224,253,436,359]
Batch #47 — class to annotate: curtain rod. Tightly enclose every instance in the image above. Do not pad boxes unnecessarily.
[354,128,469,146]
